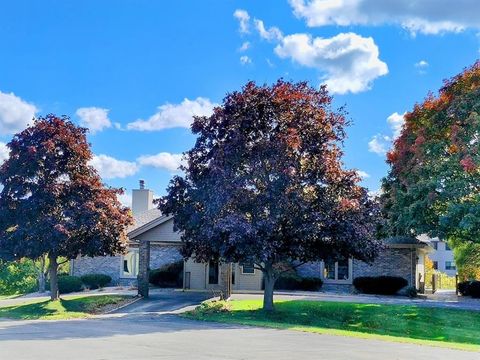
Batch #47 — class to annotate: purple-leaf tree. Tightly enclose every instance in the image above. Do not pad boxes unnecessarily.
[160,81,382,311]
[0,115,132,300]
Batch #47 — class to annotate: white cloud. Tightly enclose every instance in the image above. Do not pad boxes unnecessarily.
[76,107,112,134]
[368,134,391,155]
[137,152,184,172]
[275,32,388,94]
[254,19,283,41]
[240,55,252,65]
[368,112,405,156]
[415,60,429,68]
[234,9,251,33]
[289,0,480,35]
[89,154,139,179]
[415,60,429,74]
[387,112,405,138]
[0,91,37,135]
[117,191,132,208]
[126,97,217,131]
[357,170,370,179]
[239,41,250,52]
[0,142,9,163]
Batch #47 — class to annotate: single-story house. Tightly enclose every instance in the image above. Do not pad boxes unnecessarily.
[71,181,431,293]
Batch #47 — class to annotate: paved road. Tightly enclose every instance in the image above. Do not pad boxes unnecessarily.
[0,314,478,360]
[1,291,478,359]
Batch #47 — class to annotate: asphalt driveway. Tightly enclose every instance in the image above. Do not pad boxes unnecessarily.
[110,290,213,315]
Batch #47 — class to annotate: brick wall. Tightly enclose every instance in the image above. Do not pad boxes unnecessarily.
[71,244,183,286]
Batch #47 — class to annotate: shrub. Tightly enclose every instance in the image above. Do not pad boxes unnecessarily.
[470,281,480,298]
[353,276,408,295]
[57,275,83,294]
[149,261,184,287]
[81,274,112,290]
[274,273,323,291]
[457,281,472,296]
[403,286,418,298]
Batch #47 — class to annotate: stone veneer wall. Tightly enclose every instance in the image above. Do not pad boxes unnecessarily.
[353,247,416,287]
[295,247,416,292]
[71,244,183,286]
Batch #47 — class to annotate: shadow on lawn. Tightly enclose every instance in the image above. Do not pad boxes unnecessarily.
[0,296,125,320]
[200,300,480,346]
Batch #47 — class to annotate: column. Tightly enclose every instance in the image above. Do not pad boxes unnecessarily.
[138,240,150,298]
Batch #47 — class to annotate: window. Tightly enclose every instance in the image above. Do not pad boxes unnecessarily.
[432,242,438,250]
[241,262,255,274]
[323,258,351,282]
[445,261,456,270]
[324,259,336,280]
[337,259,349,280]
[121,250,139,278]
[433,261,438,270]
[231,264,236,285]
[445,243,451,251]
[208,261,219,284]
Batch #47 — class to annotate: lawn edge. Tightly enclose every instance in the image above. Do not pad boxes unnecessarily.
[182,301,480,353]
[0,294,135,321]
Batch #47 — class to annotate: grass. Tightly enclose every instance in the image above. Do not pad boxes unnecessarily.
[185,299,480,351]
[0,294,131,320]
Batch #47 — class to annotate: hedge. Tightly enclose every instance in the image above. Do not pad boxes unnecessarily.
[274,274,323,291]
[149,261,184,287]
[458,280,480,298]
[353,276,408,295]
[57,275,83,294]
[81,274,112,289]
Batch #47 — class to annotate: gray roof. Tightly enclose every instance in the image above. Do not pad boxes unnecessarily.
[383,236,429,246]
[128,208,163,232]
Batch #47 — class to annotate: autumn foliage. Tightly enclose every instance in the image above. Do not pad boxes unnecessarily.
[0,115,132,300]
[160,80,382,310]
[381,61,480,250]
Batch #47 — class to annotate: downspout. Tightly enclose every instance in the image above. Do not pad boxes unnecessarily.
[410,248,414,287]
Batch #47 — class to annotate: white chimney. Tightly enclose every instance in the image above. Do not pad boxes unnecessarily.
[132,179,154,215]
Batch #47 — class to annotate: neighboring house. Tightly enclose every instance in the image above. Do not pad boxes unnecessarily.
[71,181,432,292]
[417,235,457,276]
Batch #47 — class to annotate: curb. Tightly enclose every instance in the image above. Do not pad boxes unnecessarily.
[103,296,143,314]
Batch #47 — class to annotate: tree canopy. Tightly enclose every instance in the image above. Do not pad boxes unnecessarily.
[381,61,480,245]
[160,80,382,310]
[0,114,132,299]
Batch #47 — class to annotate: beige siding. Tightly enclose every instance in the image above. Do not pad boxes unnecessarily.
[184,260,263,291]
[134,218,182,243]
[233,264,263,291]
[185,259,207,290]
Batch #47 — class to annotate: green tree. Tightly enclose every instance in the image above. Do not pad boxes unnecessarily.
[161,81,382,311]
[0,259,37,295]
[381,62,480,246]
[0,114,133,300]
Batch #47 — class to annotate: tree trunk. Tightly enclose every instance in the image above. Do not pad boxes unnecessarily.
[37,256,46,293]
[263,264,276,311]
[48,254,59,301]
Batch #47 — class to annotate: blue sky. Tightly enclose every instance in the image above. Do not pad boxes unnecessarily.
[0,0,479,205]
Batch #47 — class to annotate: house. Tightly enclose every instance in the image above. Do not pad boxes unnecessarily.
[71,181,431,293]
[417,234,457,276]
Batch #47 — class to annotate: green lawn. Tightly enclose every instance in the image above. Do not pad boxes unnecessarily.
[185,299,480,351]
[0,295,131,320]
